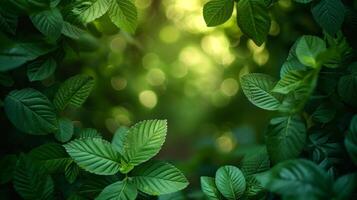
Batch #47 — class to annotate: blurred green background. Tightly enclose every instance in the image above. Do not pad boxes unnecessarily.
[2,0,324,194]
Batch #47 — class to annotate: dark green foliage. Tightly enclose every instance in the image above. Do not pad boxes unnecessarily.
[1,0,356,199]
[203,0,272,46]
[4,88,58,135]
[13,155,55,200]
[200,0,357,199]
[266,115,306,164]
[0,0,188,199]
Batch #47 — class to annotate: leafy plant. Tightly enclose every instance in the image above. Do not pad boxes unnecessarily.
[203,0,272,46]
[0,0,188,199]
[2,75,188,199]
[201,0,357,199]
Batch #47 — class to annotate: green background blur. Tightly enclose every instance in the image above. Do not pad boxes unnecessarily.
[2,0,324,193]
[64,0,319,187]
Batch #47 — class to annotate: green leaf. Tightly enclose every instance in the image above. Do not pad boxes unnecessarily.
[0,42,55,72]
[132,161,189,195]
[295,35,326,68]
[240,73,282,111]
[200,176,223,200]
[0,154,17,184]
[8,0,51,12]
[61,21,86,40]
[79,176,119,198]
[29,143,71,173]
[323,32,352,68]
[30,8,63,40]
[236,0,271,46]
[203,0,234,27]
[311,0,345,36]
[4,88,58,135]
[215,165,246,200]
[27,57,57,82]
[53,74,95,111]
[112,126,129,155]
[280,38,308,77]
[311,102,336,123]
[64,138,122,175]
[13,155,55,200]
[273,69,314,94]
[0,7,18,34]
[123,120,167,166]
[65,161,80,184]
[244,175,265,198]
[279,83,319,114]
[55,118,74,143]
[338,63,357,107]
[95,180,138,200]
[307,131,344,173]
[280,57,306,78]
[259,159,331,199]
[345,115,357,165]
[79,128,102,138]
[158,192,186,200]
[240,147,270,176]
[72,0,110,23]
[108,0,138,34]
[266,115,306,164]
[293,0,313,3]
[333,173,357,200]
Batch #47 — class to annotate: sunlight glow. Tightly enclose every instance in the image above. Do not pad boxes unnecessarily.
[216,132,235,153]
[110,36,127,53]
[201,32,235,66]
[139,90,158,108]
[146,68,166,86]
[135,0,152,9]
[142,53,162,69]
[253,49,270,66]
[220,78,239,97]
[159,25,180,43]
[111,76,127,91]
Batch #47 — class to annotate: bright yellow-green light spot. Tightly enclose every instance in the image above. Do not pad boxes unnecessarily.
[216,133,235,153]
[111,76,127,91]
[201,32,235,66]
[106,107,132,132]
[278,0,292,9]
[253,49,270,66]
[135,0,152,9]
[179,46,213,75]
[220,78,239,97]
[239,65,250,78]
[159,25,180,43]
[164,0,210,33]
[147,68,166,86]
[139,90,157,108]
[269,20,280,36]
[112,107,132,125]
[179,46,201,66]
[174,0,200,11]
[247,39,265,53]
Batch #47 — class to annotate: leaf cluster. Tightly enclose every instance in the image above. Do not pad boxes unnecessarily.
[0,1,189,199]
[201,0,357,199]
